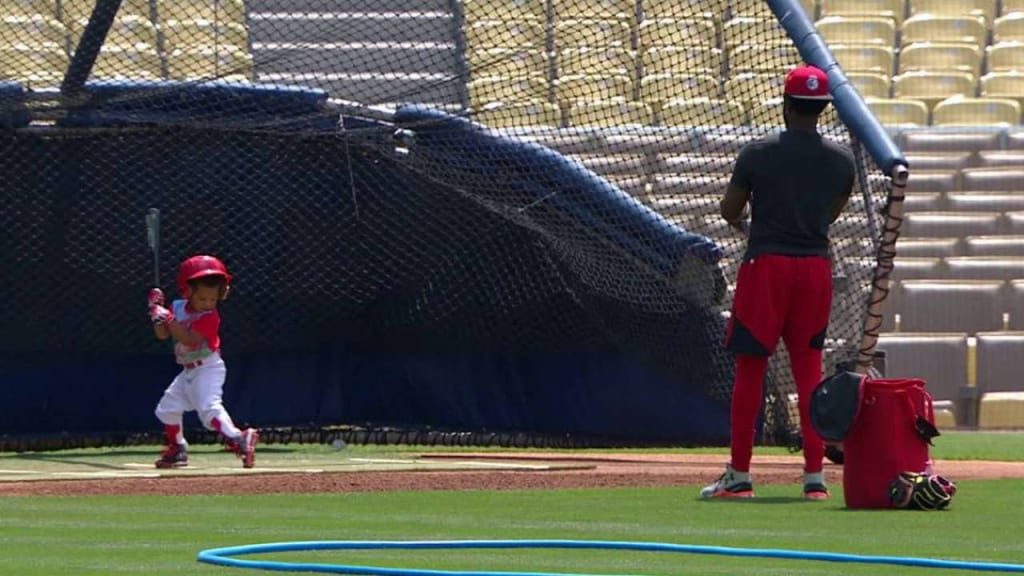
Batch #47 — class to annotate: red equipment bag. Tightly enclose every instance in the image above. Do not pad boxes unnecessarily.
[841,377,940,509]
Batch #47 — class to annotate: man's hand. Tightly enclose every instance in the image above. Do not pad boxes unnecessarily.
[729,219,750,236]
[149,305,174,325]
[147,288,164,308]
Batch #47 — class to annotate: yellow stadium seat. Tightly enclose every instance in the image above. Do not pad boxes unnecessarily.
[61,0,150,23]
[899,43,983,75]
[70,14,158,48]
[722,17,790,49]
[1004,0,1024,14]
[468,48,547,79]
[753,97,840,126]
[660,97,747,127]
[831,45,894,74]
[166,46,252,80]
[819,0,905,25]
[910,0,996,24]
[552,0,635,21]
[641,46,723,76]
[638,18,717,49]
[866,97,930,126]
[725,72,786,104]
[162,18,249,51]
[1,14,67,46]
[568,100,654,127]
[156,0,245,25]
[19,70,61,87]
[901,15,988,48]
[994,12,1024,42]
[553,18,632,49]
[816,16,897,45]
[554,73,633,105]
[468,75,549,105]
[932,96,1021,126]
[731,0,816,18]
[474,100,562,129]
[980,71,1024,103]
[0,43,66,78]
[92,45,163,80]
[987,42,1024,73]
[465,18,545,49]
[847,72,893,98]
[893,71,977,109]
[643,0,728,19]
[640,73,720,109]
[727,42,801,73]
[1,0,56,18]
[978,392,1024,429]
[558,47,635,77]
[462,0,545,22]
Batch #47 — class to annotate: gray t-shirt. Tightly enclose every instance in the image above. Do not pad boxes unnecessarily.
[730,130,856,259]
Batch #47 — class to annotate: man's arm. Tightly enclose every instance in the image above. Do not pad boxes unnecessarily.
[828,171,856,224]
[722,145,754,232]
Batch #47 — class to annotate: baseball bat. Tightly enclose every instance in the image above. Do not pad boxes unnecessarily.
[145,208,160,287]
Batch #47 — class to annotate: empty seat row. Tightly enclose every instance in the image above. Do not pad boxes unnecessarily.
[883,278,1023,333]
[835,42,1024,77]
[461,0,818,23]
[900,211,1024,237]
[0,14,249,51]
[1,0,246,26]
[888,256,1024,280]
[899,236,1024,257]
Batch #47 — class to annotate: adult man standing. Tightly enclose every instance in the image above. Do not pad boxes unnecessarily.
[701,65,856,500]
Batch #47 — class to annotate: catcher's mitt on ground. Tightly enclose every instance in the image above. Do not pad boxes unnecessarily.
[888,471,957,510]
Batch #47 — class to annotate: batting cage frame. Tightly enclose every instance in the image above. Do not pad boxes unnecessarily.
[0,0,911,452]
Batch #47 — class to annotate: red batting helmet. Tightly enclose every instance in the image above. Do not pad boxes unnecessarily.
[177,254,232,298]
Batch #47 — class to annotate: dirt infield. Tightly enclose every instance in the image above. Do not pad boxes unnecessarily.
[1,452,1022,497]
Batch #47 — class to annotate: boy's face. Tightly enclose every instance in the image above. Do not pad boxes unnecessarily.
[189,283,221,312]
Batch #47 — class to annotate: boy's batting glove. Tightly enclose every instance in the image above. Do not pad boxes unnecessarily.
[149,304,174,326]
[147,287,164,308]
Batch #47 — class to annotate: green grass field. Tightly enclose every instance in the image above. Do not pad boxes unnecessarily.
[1,433,1022,576]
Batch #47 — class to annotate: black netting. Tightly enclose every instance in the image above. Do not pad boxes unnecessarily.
[1,0,895,446]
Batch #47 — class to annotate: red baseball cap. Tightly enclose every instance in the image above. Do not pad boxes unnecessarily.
[784,65,832,100]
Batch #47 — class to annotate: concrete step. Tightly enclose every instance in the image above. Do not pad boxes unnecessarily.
[257,71,464,104]
[248,12,456,44]
[248,0,451,14]
[253,42,460,75]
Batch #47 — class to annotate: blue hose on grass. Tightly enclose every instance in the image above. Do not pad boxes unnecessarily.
[196,539,1024,574]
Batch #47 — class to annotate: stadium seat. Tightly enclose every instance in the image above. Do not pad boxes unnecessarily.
[166,46,253,80]
[660,98,747,127]
[1,0,54,18]
[904,170,959,194]
[651,173,731,195]
[962,167,1024,191]
[605,175,649,198]
[876,332,969,404]
[896,237,961,257]
[1007,280,1024,329]
[70,14,158,48]
[1,14,67,46]
[932,97,1021,126]
[986,42,1024,73]
[553,18,632,49]
[866,98,929,126]
[944,256,1024,280]
[893,72,977,110]
[552,0,635,21]
[554,73,633,105]
[731,0,816,19]
[965,236,1024,256]
[652,153,735,174]
[462,0,546,22]
[0,43,67,79]
[888,256,947,281]
[468,75,549,106]
[978,391,1024,428]
[905,152,972,171]
[903,212,1003,237]
[901,15,988,48]
[641,46,722,76]
[909,0,997,23]
[61,0,150,23]
[474,100,562,129]
[1004,0,1024,14]
[92,45,163,80]
[156,0,245,25]
[898,279,1006,333]
[902,193,944,213]
[980,72,1024,105]
[640,73,719,110]
[570,153,649,176]
[643,0,728,19]
[900,129,1002,153]
[818,0,905,25]
[638,18,717,49]
[468,48,548,80]
[558,48,635,77]
[568,100,653,127]
[899,43,983,76]
[727,43,800,74]
[847,72,892,99]
[464,19,545,49]
[721,17,790,49]
[815,16,897,46]
[725,72,785,105]
[162,19,249,52]
[1007,212,1024,234]
[948,192,1024,213]
[977,151,1024,167]
[994,12,1024,43]
[831,45,894,75]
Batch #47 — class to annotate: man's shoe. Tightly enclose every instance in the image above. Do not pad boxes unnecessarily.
[700,464,754,498]
[155,444,188,469]
[803,471,830,499]
[239,428,259,469]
